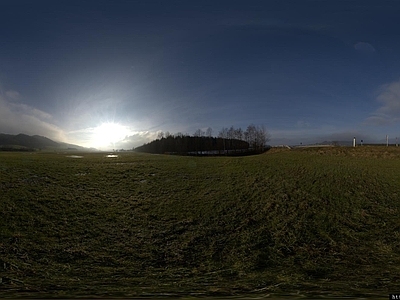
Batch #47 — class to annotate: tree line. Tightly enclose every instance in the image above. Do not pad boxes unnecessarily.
[134,124,270,155]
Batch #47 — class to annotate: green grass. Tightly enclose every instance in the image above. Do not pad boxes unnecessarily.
[1,147,400,298]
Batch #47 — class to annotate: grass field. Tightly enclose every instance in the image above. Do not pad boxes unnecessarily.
[1,146,400,298]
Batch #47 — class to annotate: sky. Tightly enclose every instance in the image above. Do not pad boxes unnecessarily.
[1,0,400,149]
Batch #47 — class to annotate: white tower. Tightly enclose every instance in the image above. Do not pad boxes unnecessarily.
[353,137,356,147]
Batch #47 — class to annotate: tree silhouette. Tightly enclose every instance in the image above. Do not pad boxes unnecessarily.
[135,124,270,155]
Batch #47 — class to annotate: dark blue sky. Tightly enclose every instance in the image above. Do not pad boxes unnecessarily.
[1,0,400,149]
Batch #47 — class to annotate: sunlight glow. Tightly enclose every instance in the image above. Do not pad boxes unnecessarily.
[92,122,130,150]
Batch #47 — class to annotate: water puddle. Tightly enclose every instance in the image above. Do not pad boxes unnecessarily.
[106,154,118,158]
[66,155,83,158]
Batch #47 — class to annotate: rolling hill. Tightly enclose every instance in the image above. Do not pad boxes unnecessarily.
[0,133,91,151]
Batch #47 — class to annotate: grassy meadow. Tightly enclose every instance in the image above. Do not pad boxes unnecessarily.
[1,146,400,298]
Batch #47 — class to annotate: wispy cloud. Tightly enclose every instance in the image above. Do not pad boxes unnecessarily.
[5,90,20,100]
[354,41,375,53]
[268,126,334,145]
[317,130,372,143]
[0,90,66,142]
[365,79,400,125]
[66,126,158,150]
[269,124,376,145]
[115,131,160,150]
[295,120,311,128]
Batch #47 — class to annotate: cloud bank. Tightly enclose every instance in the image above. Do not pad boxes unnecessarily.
[0,90,66,142]
[365,79,400,125]
[0,88,162,149]
[354,42,375,53]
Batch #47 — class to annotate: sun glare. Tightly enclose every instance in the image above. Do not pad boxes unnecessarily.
[92,122,130,150]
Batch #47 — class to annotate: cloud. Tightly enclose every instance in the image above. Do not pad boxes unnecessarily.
[5,90,20,100]
[10,102,53,120]
[354,42,375,53]
[268,124,377,145]
[295,120,311,128]
[0,91,66,142]
[66,126,158,150]
[365,79,400,125]
[364,115,393,126]
[317,130,372,143]
[268,126,331,145]
[115,131,159,149]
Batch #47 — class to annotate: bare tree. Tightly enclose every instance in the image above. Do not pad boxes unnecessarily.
[255,125,270,150]
[206,127,213,137]
[227,126,235,140]
[194,129,204,137]
[234,127,243,141]
[218,127,229,154]
[218,127,228,139]
[245,124,270,151]
[245,124,256,148]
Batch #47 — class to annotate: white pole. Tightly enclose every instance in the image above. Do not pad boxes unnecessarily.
[353,137,356,147]
[386,135,389,146]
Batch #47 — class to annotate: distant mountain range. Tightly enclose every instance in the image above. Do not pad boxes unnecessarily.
[0,133,93,151]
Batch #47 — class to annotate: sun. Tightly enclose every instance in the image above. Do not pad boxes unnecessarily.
[92,122,130,150]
